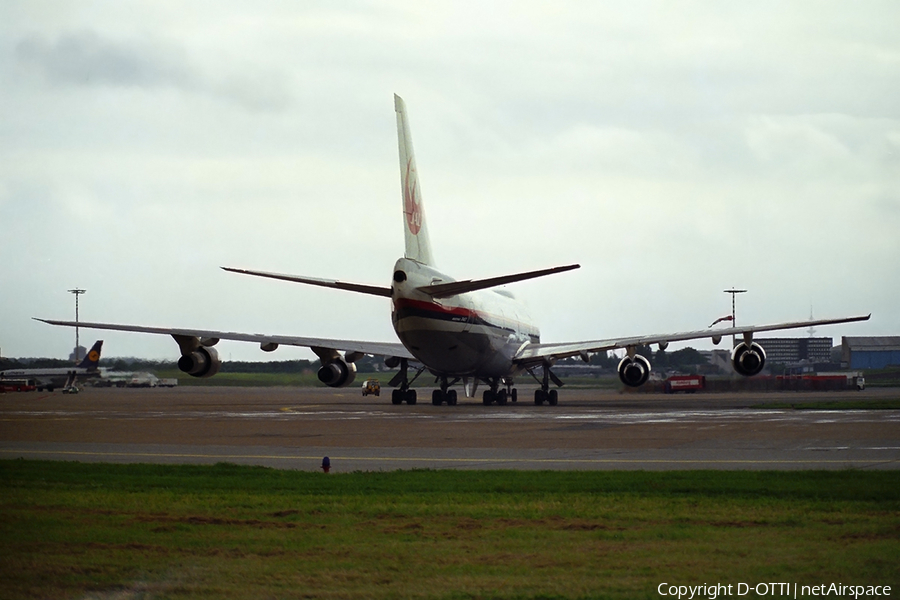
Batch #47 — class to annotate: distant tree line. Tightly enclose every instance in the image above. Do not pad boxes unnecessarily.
[3,349,711,375]
[99,358,320,373]
[561,347,710,370]
[0,357,75,370]
[2,355,392,374]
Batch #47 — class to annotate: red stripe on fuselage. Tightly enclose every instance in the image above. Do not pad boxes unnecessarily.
[393,297,539,340]
[393,298,476,319]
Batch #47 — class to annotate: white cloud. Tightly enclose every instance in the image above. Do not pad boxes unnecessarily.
[0,1,896,361]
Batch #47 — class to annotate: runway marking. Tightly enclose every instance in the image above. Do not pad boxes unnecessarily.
[2,448,896,466]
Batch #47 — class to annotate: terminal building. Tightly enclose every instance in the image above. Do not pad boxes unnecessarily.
[755,337,832,365]
[841,337,900,369]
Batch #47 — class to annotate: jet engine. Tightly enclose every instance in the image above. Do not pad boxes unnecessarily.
[317,356,357,388]
[731,342,766,377]
[617,354,651,387]
[177,346,221,378]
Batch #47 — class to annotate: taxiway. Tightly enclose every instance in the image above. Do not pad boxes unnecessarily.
[1,386,898,471]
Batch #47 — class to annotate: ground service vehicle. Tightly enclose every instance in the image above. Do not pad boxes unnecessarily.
[0,378,37,392]
[362,379,380,396]
[664,375,705,394]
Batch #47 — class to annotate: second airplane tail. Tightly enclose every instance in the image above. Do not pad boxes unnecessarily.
[395,94,436,266]
[78,340,103,370]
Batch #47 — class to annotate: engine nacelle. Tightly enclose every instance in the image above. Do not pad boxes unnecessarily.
[731,341,767,377]
[317,358,357,388]
[177,346,221,378]
[618,354,651,387]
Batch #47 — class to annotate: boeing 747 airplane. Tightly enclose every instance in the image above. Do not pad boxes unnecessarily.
[38,95,869,405]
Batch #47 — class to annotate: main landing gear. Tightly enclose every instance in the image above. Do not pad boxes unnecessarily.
[383,361,562,407]
[432,376,459,406]
[388,358,425,405]
[482,378,518,405]
[528,363,562,406]
[392,388,417,405]
[432,389,458,405]
[533,388,558,406]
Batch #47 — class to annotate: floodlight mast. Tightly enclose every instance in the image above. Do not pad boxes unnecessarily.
[723,288,747,347]
[68,288,86,364]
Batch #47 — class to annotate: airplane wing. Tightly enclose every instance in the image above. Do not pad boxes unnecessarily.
[34,318,415,360]
[514,314,871,366]
[221,267,392,298]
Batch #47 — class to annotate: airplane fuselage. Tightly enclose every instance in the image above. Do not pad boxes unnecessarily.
[390,258,540,378]
[0,367,99,389]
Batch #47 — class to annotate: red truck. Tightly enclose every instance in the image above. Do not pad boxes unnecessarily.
[664,375,705,394]
[0,378,38,393]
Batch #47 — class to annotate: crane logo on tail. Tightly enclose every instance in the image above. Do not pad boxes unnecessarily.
[404,160,422,235]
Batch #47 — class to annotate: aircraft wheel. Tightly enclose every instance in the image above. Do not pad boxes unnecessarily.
[534,390,545,405]
[392,389,403,405]
[511,388,518,403]
[496,390,508,405]
[447,390,458,405]
[432,390,443,406]
[548,390,558,406]
[406,390,417,405]
[482,390,494,405]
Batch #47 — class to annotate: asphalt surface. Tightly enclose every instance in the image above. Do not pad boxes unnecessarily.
[1,386,898,471]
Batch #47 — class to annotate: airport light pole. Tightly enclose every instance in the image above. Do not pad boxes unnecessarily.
[68,288,86,364]
[723,288,746,347]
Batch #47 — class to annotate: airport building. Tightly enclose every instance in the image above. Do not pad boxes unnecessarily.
[755,337,832,365]
[841,337,900,369]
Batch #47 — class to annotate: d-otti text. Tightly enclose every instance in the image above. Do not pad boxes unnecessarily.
[658,583,892,599]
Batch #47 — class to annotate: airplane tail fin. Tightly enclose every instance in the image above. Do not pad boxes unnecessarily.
[395,94,435,266]
[78,340,103,369]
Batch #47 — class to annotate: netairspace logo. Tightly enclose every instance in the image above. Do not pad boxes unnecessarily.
[658,583,893,599]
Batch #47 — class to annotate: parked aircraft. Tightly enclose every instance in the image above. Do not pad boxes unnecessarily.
[38,95,870,405]
[0,340,104,391]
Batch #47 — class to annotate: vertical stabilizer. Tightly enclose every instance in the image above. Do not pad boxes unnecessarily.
[78,340,103,369]
[394,94,436,266]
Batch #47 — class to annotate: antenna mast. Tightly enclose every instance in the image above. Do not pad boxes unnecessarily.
[68,288,86,364]
[723,288,747,347]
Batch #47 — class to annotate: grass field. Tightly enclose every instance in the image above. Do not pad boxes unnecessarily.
[2,461,897,599]
[152,369,337,387]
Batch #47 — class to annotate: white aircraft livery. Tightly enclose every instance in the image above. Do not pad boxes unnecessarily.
[1,340,104,391]
[38,95,870,406]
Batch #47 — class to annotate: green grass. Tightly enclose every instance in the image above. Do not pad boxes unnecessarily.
[2,461,898,599]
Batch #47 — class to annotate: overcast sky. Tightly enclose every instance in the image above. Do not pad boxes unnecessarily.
[1,1,897,361]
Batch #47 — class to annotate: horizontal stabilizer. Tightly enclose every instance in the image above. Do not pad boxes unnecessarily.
[222,267,392,298]
[417,264,580,298]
